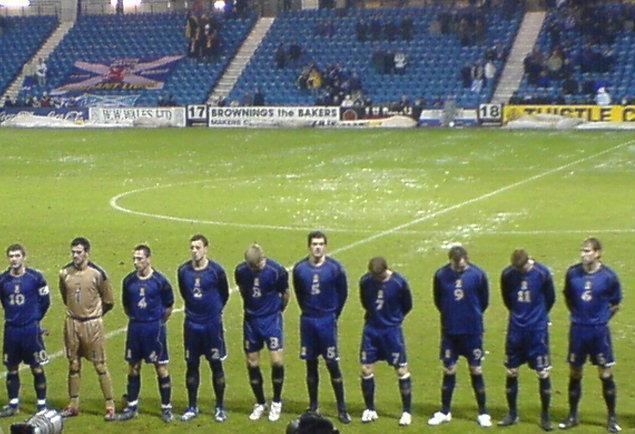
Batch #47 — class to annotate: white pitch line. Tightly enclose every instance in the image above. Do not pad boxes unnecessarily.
[330,139,634,256]
[110,179,360,233]
[385,228,635,236]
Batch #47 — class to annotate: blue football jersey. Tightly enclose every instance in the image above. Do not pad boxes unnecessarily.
[359,271,412,328]
[235,258,288,318]
[501,261,555,330]
[564,263,621,326]
[0,268,50,326]
[178,260,229,324]
[433,263,489,335]
[122,269,174,322]
[293,257,347,318]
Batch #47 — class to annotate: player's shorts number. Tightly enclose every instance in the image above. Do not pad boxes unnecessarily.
[269,337,280,350]
[326,346,336,360]
[33,350,48,365]
[392,352,400,365]
[211,348,221,360]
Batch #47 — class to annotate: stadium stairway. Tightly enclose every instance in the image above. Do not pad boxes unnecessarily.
[1,20,75,103]
[492,11,545,104]
[208,16,274,103]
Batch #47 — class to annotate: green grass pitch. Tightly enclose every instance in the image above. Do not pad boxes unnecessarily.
[0,128,633,434]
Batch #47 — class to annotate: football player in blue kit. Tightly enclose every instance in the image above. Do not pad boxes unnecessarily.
[559,238,622,433]
[358,257,413,426]
[428,245,492,428]
[499,249,555,431]
[0,244,50,417]
[117,244,175,423]
[178,234,230,423]
[235,244,289,422]
[292,231,351,424]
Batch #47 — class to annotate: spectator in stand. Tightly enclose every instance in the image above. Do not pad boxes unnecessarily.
[595,87,611,106]
[562,76,579,95]
[185,13,199,58]
[536,70,551,88]
[275,44,286,68]
[40,92,51,108]
[370,15,382,41]
[429,16,441,34]
[349,72,361,93]
[412,98,425,121]
[340,94,354,108]
[474,15,485,44]
[546,48,563,79]
[471,63,484,93]
[384,50,395,75]
[197,15,209,57]
[401,15,413,40]
[235,0,248,17]
[3,96,14,108]
[288,41,302,63]
[461,64,472,88]
[253,88,265,106]
[485,45,498,62]
[308,66,323,90]
[36,58,47,87]
[372,49,386,74]
[297,65,311,90]
[524,49,543,85]
[356,19,368,42]
[241,91,254,106]
[384,19,398,41]
[394,51,407,75]
[484,60,496,86]
[191,0,204,16]
[202,23,219,61]
[394,95,411,113]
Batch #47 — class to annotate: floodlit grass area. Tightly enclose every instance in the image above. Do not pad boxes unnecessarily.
[0,128,633,434]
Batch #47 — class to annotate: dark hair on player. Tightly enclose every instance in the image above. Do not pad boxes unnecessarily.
[368,256,388,276]
[134,244,152,258]
[6,244,26,257]
[190,234,209,247]
[448,245,468,262]
[583,237,602,252]
[307,230,328,246]
[71,237,91,253]
[510,249,529,270]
